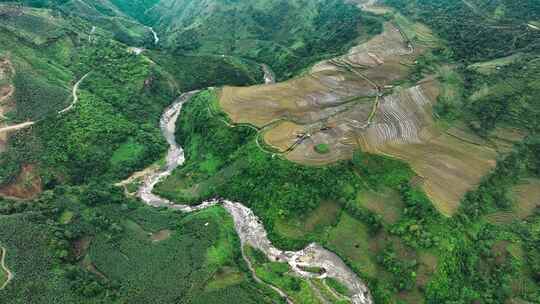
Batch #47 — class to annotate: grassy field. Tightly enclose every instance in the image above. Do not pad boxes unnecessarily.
[357,188,403,224]
[511,178,540,218]
[325,214,378,277]
[274,200,341,240]
[468,53,525,75]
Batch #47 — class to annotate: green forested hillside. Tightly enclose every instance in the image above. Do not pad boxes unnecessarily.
[0,0,539,304]
[0,3,263,186]
[384,0,540,62]
[147,0,381,79]
[0,1,369,302]
[2,0,380,79]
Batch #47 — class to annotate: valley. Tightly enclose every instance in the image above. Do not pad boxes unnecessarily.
[136,88,372,303]
[0,0,539,304]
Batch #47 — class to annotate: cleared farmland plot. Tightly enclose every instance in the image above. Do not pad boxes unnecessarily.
[274,200,341,239]
[486,178,540,224]
[357,189,404,224]
[511,179,540,218]
[468,53,525,75]
[220,23,412,128]
[219,18,497,215]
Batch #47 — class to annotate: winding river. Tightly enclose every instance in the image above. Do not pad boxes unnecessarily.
[135,68,373,304]
[149,27,159,45]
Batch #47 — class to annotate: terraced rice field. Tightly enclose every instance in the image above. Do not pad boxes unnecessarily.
[378,133,497,216]
[219,17,497,214]
[485,179,540,224]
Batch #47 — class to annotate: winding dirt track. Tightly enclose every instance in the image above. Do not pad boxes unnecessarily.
[0,72,90,134]
[135,73,373,303]
[0,246,13,290]
[58,72,91,114]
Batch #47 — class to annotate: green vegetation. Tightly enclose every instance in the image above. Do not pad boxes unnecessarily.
[149,0,382,80]
[0,188,280,303]
[157,91,413,249]
[1,1,540,303]
[246,246,322,303]
[58,210,74,224]
[384,0,540,63]
[314,144,330,154]
[274,200,340,240]
[357,189,404,225]
[465,56,540,136]
[158,87,540,303]
[326,214,377,277]
[325,278,349,297]
[148,52,264,90]
[12,68,70,121]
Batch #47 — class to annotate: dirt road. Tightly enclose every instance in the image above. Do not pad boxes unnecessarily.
[0,246,13,290]
[58,72,91,114]
[0,72,90,134]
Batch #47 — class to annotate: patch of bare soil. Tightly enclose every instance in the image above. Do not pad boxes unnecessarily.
[512,179,540,219]
[263,121,306,152]
[491,240,511,265]
[81,256,107,280]
[416,252,437,287]
[72,236,92,260]
[0,85,13,104]
[0,164,43,200]
[220,22,423,166]
[150,229,172,242]
[378,133,497,216]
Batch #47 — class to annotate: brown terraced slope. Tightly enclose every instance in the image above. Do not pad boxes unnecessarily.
[219,17,497,216]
